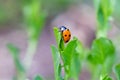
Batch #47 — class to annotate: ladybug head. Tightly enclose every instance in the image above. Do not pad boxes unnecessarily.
[59,26,67,32]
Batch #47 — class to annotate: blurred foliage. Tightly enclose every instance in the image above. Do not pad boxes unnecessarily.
[114,64,120,80]
[23,0,46,72]
[1,0,120,80]
[113,0,120,22]
[0,0,120,25]
[7,0,46,80]
[94,0,115,38]
[100,75,112,80]
[88,38,115,80]
[23,0,46,40]
[87,0,116,80]
[0,0,81,25]
[41,0,81,16]
[7,43,25,73]
[0,6,8,23]
[7,43,25,80]
[0,0,21,24]
[88,38,115,65]
[34,75,43,80]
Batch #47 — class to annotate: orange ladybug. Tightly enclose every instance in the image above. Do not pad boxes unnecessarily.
[60,26,71,43]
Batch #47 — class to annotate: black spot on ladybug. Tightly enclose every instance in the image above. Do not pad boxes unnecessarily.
[67,29,69,31]
[65,35,67,37]
[65,40,69,43]
[69,34,71,37]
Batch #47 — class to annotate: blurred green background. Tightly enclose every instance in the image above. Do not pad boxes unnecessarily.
[0,0,120,80]
[0,0,120,25]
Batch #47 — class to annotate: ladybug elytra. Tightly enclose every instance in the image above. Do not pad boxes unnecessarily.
[60,26,71,43]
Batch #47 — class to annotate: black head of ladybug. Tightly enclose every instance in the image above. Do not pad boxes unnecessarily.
[59,26,67,32]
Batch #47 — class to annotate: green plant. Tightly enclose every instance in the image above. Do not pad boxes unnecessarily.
[51,0,117,80]
[94,0,115,38]
[87,0,116,80]
[51,27,83,80]
[87,38,115,80]
[51,28,115,80]
[22,0,46,71]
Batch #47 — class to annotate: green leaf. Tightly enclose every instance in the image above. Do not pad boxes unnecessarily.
[95,0,115,38]
[51,45,62,80]
[70,53,81,80]
[97,4,105,28]
[88,37,115,65]
[53,27,64,51]
[62,38,82,80]
[7,43,20,57]
[62,39,77,66]
[53,27,61,46]
[101,0,115,18]
[75,37,84,61]
[61,38,78,78]
[70,37,82,79]
[96,0,115,26]
[94,0,100,12]
[88,38,115,80]
[7,43,25,73]
[34,75,43,80]
[100,75,112,80]
[114,64,120,80]
[103,56,115,74]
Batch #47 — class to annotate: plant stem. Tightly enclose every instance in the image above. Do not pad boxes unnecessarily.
[92,65,101,80]
[24,39,38,71]
[14,58,26,80]
[16,72,26,80]
[96,28,107,38]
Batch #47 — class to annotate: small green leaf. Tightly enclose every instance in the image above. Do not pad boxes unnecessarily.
[103,56,115,74]
[62,39,77,66]
[34,75,43,80]
[88,37,115,64]
[15,58,25,73]
[95,0,115,38]
[97,4,105,28]
[88,38,115,80]
[7,43,25,73]
[53,27,61,46]
[53,27,64,51]
[61,38,78,79]
[96,0,115,27]
[70,53,81,80]
[100,75,112,80]
[94,0,100,12]
[70,38,82,79]
[58,64,63,80]
[115,64,120,80]
[51,45,62,80]
[7,43,20,57]
[75,37,84,60]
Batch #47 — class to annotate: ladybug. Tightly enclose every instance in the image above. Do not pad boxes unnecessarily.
[60,26,71,43]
